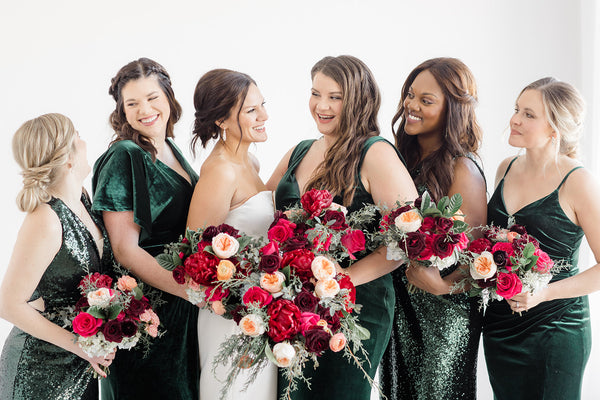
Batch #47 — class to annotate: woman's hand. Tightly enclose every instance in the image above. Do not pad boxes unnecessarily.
[405,263,450,295]
[508,290,547,313]
[84,349,116,378]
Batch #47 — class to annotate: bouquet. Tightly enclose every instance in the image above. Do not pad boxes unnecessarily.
[466,224,561,308]
[211,189,375,400]
[378,192,470,273]
[70,272,162,368]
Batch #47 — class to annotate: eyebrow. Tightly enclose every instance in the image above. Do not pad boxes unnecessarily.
[124,91,159,103]
[409,87,439,98]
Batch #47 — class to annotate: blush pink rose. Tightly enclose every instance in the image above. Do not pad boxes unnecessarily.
[533,249,554,273]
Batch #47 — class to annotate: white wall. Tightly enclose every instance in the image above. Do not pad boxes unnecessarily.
[0,1,598,398]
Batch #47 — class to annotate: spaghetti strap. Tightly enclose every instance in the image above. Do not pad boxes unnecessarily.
[502,156,520,179]
[557,166,583,190]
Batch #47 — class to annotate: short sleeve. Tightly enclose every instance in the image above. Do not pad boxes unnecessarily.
[91,140,153,241]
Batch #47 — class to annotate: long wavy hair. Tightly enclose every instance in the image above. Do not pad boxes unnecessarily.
[305,55,381,206]
[392,57,482,201]
[108,57,182,160]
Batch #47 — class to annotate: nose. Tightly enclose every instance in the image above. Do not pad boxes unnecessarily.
[139,100,152,115]
[258,106,268,121]
[315,99,330,112]
[404,97,417,112]
[510,112,521,127]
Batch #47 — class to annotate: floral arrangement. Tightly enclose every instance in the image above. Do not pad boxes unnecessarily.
[378,192,470,271]
[70,272,162,367]
[466,224,560,308]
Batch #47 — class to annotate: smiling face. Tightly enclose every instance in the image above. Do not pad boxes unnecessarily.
[221,83,268,143]
[509,89,555,149]
[403,69,446,141]
[309,72,343,136]
[121,75,171,141]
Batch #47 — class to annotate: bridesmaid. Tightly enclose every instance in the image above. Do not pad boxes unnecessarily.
[267,55,418,399]
[0,114,115,399]
[92,58,200,399]
[187,69,277,399]
[484,78,597,399]
[379,57,487,400]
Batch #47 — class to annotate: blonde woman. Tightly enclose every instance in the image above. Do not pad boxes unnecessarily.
[0,113,115,399]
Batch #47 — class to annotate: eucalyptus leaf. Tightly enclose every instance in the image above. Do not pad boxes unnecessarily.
[156,253,177,271]
[264,342,279,365]
[132,286,143,300]
[437,196,450,212]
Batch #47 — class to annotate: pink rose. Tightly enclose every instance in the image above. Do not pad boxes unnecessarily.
[495,271,523,299]
[299,312,320,334]
[268,219,297,243]
[117,275,138,292]
[204,286,229,302]
[533,249,554,273]
[341,229,366,260]
[72,312,103,337]
[243,286,273,307]
[260,241,279,255]
[211,300,226,315]
[329,332,347,352]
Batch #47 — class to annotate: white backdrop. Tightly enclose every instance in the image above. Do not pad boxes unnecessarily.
[1,1,598,398]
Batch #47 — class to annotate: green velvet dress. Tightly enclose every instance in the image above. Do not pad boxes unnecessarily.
[379,158,484,400]
[275,136,397,400]
[92,139,200,400]
[0,193,113,400]
[484,157,591,400]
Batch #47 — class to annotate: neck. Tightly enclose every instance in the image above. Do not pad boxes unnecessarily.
[218,139,252,163]
[322,134,336,151]
[521,145,558,173]
[417,133,443,160]
[47,174,84,212]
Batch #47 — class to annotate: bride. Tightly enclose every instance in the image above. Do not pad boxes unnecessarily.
[186,69,276,400]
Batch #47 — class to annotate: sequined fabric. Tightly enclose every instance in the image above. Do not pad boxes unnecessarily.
[0,194,113,400]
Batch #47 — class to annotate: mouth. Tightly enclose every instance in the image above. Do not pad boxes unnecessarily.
[405,112,422,122]
[510,129,521,135]
[140,115,159,125]
[253,124,266,133]
[317,113,334,122]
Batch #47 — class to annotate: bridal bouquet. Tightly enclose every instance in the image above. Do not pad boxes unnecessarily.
[466,224,560,308]
[70,272,162,361]
[378,192,470,270]
[213,189,375,400]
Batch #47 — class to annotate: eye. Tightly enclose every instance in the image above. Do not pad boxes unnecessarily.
[514,107,519,114]
[525,113,534,119]
[126,102,136,107]
[311,91,320,97]
[149,96,158,101]
[407,92,415,99]
[422,98,433,105]
[331,96,342,100]
[247,108,256,113]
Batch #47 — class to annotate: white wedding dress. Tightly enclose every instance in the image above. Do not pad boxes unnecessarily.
[198,190,277,400]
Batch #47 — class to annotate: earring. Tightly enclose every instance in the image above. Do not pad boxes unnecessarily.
[551,136,556,145]
[222,128,227,141]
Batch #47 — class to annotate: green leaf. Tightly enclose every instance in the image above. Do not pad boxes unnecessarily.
[447,193,463,215]
[156,253,177,271]
[452,220,469,233]
[86,306,106,319]
[423,207,442,217]
[354,324,371,340]
[107,304,123,320]
[523,255,539,271]
[522,243,535,259]
[436,196,450,212]
[281,265,291,281]
[131,286,143,300]
[264,342,278,365]
[420,192,432,211]
[237,236,252,250]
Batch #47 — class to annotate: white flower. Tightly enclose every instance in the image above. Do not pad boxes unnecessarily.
[211,233,239,259]
[77,332,118,358]
[386,242,408,262]
[185,288,205,305]
[428,251,458,271]
[394,209,422,233]
[87,288,116,308]
[272,342,296,367]
[118,333,141,350]
[470,251,497,280]
[239,314,266,337]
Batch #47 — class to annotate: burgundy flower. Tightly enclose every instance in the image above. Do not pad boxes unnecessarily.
[230,305,246,324]
[293,289,319,312]
[468,238,493,254]
[282,234,310,252]
[201,226,221,242]
[492,250,509,268]
[120,319,138,337]
[74,296,89,313]
[431,234,454,258]
[301,189,333,218]
[304,326,331,355]
[419,216,436,233]
[126,297,150,319]
[318,306,341,332]
[267,299,302,343]
[404,231,427,259]
[172,265,186,284]
[509,224,527,235]
[216,223,239,237]
[435,217,454,234]
[102,319,124,343]
[321,210,348,231]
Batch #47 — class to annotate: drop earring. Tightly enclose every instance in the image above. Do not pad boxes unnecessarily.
[551,136,556,145]
[222,128,227,142]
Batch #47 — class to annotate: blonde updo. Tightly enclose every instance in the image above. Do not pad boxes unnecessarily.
[520,77,586,159]
[12,113,77,212]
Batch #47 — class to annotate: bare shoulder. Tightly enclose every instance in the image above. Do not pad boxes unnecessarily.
[19,204,62,253]
[363,140,402,168]
[453,157,485,183]
[493,156,519,187]
[198,154,237,184]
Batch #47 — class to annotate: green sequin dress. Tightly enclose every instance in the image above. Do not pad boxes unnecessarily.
[484,157,591,400]
[0,193,113,400]
[379,158,484,400]
[92,139,200,400]
[275,136,397,400]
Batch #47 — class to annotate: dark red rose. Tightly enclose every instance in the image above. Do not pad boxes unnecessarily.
[388,205,412,223]
[404,231,427,259]
[492,250,509,268]
[268,219,297,243]
[172,265,186,284]
[216,223,239,237]
[201,226,221,242]
[231,305,246,324]
[126,297,150,319]
[413,196,423,209]
[281,249,315,281]
[321,210,348,231]
[513,234,539,251]
[302,281,315,291]
[205,286,230,302]
[260,241,279,256]
[184,251,219,286]
[435,217,454,234]
[419,216,436,233]
[337,274,356,312]
[243,286,273,307]
[259,253,281,273]
[102,319,124,343]
[293,288,320,312]
[120,319,138,337]
[318,306,341,332]
[79,272,113,294]
[267,299,302,342]
[74,296,89,313]
[282,234,310,251]
[341,229,366,260]
[304,326,331,355]
[509,224,527,235]
[468,238,493,254]
[432,234,454,258]
[477,276,497,289]
[301,189,333,218]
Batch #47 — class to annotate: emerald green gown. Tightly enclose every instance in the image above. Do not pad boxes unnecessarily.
[274,136,397,399]
[484,157,591,400]
[0,193,113,400]
[92,139,200,400]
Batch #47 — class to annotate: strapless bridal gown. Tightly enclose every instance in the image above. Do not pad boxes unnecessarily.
[198,190,277,400]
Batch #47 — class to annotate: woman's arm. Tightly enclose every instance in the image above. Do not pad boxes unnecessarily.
[0,206,114,377]
[103,211,187,299]
[265,146,295,191]
[510,167,600,311]
[344,141,419,286]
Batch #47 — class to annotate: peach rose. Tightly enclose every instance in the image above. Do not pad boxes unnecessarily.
[394,209,422,233]
[117,275,138,292]
[140,309,160,325]
[506,231,519,243]
[315,279,340,299]
[272,342,296,368]
[239,314,266,337]
[470,251,497,280]
[87,287,115,307]
[451,210,465,222]
[211,300,226,315]
[212,233,239,259]
[311,256,336,281]
[260,271,286,293]
[329,332,347,352]
[327,202,348,216]
[145,324,158,338]
[217,259,236,281]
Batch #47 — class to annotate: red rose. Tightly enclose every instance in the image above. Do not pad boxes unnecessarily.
[205,285,230,302]
[491,242,515,257]
[126,297,150,319]
[102,319,124,343]
[419,216,436,233]
[259,253,281,273]
[260,241,279,255]
[201,226,221,242]
[72,312,103,337]
[243,286,273,307]
[404,231,427,259]
[173,265,186,284]
[281,249,315,281]
[341,229,366,260]
[267,299,302,342]
[431,234,454,258]
[268,219,297,243]
[184,251,219,286]
[435,217,454,234]
[337,274,356,312]
[304,326,331,355]
[293,288,320,312]
[495,271,523,299]
[301,189,333,218]
[74,296,89,313]
[468,238,492,254]
[79,272,113,294]
[282,234,310,252]
[321,210,348,231]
